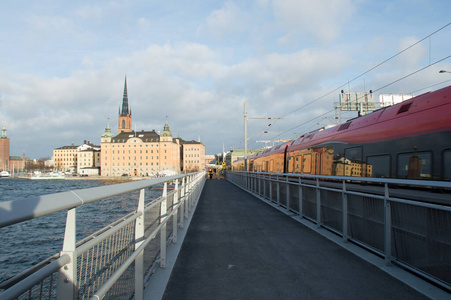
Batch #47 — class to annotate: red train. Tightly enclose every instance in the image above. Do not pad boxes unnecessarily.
[234,85,451,181]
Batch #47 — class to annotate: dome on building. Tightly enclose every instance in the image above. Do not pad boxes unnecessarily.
[161,120,172,137]
[101,122,114,138]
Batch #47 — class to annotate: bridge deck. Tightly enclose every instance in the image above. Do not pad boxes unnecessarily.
[160,179,427,299]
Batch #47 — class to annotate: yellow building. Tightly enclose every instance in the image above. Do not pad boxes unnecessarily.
[54,142,100,174]
[180,139,206,172]
[53,145,78,173]
[101,122,181,177]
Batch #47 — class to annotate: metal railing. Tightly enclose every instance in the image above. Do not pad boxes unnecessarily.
[0,171,205,300]
[228,171,451,292]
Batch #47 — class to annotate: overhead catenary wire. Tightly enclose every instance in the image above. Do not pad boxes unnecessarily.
[244,23,451,147]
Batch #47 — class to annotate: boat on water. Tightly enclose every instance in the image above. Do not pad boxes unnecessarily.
[30,172,65,180]
[0,171,11,177]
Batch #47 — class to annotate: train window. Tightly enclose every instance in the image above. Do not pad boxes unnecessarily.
[344,147,362,162]
[443,150,451,180]
[295,155,302,173]
[303,154,312,174]
[344,147,362,176]
[397,151,432,179]
[367,155,390,178]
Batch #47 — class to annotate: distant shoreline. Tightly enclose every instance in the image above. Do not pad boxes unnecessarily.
[12,175,148,182]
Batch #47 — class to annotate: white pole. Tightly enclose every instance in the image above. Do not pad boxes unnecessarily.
[244,102,247,171]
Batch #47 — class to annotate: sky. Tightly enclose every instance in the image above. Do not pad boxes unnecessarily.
[0,0,450,159]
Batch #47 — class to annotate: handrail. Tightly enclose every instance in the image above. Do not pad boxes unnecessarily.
[0,174,192,228]
[0,255,71,300]
[0,171,206,300]
[233,171,451,189]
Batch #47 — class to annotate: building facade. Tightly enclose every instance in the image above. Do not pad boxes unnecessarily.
[53,142,100,174]
[77,143,101,175]
[180,139,205,172]
[53,145,78,173]
[101,125,181,177]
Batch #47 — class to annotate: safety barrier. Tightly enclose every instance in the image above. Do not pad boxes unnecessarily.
[0,171,205,300]
[228,171,451,293]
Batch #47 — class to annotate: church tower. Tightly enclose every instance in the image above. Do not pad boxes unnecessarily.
[0,124,10,170]
[118,77,132,134]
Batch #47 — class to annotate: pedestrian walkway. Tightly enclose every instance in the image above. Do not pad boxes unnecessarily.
[162,179,427,299]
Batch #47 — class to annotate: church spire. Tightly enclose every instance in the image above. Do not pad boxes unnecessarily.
[118,76,132,134]
[120,76,130,116]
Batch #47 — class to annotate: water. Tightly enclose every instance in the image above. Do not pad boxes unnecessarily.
[0,177,161,285]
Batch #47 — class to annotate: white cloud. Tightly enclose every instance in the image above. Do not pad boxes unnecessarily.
[271,0,356,43]
[198,1,246,39]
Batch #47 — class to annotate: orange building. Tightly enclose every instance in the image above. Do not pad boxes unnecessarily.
[101,123,181,177]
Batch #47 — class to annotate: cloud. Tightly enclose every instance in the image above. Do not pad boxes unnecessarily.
[271,0,357,43]
[198,1,246,39]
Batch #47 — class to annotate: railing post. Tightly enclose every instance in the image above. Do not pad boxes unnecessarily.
[179,177,185,228]
[286,176,290,212]
[173,179,179,244]
[134,189,145,300]
[263,174,266,200]
[185,177,189,218]
[316,178,321,228]
[342,180,348,242]
[298,177,303,217]
[276,175,280,206]
[160,183,168,268]
[384,183,392,265]
[269,175,273,202]
[188,175,193,212]
[57,208,77,300]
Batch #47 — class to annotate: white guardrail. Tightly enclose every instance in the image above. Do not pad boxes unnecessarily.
[228,171,451,293]
[0,171,206,300]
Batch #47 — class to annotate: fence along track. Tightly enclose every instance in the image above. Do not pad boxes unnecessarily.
[228,171,451,293]
[0,171,205,300]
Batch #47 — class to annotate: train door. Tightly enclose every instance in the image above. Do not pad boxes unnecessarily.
[269,160,274,172]
[303,154,312,174]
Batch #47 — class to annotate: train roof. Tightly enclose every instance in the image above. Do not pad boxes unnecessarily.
[289,85,451,152]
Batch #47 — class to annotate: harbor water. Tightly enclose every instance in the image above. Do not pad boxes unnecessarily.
[0,177,161,285]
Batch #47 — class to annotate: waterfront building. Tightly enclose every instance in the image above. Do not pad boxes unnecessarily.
[9,154,26,172]
[180,139,205,172]
[0,125,10,170]
[53,141,100,174]
[53,144,78,173]
[101,123,181,177]
[77,142,101,175]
